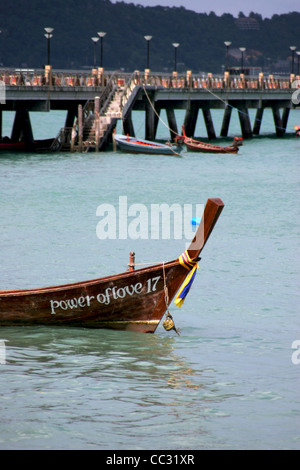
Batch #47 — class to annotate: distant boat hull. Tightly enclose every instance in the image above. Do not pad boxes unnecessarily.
[0,141,27,151]
[182,126,242,154]
[114,134,182,156]
[0,139,55,152]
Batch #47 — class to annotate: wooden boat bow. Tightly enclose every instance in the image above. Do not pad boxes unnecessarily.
[187,197,224,260]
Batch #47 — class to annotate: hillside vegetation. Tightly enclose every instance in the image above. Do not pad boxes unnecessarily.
[0,0,299,73]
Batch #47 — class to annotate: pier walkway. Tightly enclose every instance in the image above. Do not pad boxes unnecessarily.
[1,68,299,151]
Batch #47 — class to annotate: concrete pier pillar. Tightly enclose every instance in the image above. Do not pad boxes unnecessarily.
[220,105,232,137]
[145,97,158,140]
[272,108,283,136]
[237,105,252,138]
[272,108,285,137]
[123,111,135,137]
[78,104,83,151]
[202,108,216,139]
[183,102,198,137]
[11,109,34,143]
[95,116,100,152]
[11,111,22,141]
[281,108,290,133]
[65,106,77,129]
[253,108,264,135]
[166,108,178,140]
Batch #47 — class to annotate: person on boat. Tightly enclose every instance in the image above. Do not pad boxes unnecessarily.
[294,125,300,137]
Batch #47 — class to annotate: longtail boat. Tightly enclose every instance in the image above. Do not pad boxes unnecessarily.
[0,139,56,152]
[0,140,27,151]
[0,198,224,333]
[114,133,182,156]
[182,126,243,154]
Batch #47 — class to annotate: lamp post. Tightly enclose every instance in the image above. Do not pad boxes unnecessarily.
[290,46,297,75]
[224,41,231,72]
[91,37,99,67]
[296,51,300,76]
[239,47,246,74]
[144,35,152,70]
[172,43,180,72]
[44,27,54,65]
[97,32,106,68]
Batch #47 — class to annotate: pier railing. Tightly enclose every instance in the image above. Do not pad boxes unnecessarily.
[1,69,299,91]
[98,72,118,115]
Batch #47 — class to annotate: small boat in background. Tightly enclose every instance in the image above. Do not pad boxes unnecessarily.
[114,133,183,156]
[182,126,243,154]
[0,137,56,152]
[0,139,27,151]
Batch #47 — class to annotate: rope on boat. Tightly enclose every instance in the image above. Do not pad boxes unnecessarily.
[143,85,178,136]
[162,262,180,335]
[125,255,180,334]
[142,85,183,156]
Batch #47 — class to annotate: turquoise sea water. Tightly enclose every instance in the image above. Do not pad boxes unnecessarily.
[0,108,299,450]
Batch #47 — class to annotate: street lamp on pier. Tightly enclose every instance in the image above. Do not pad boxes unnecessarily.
[296,51,300,76]
[91,37,99,68]
[97,32,106,68]
[224,41,231,71]
[239,47,246,74]
[172,43,180,73]
[144,35,152,70]
[290,46,297,75]
[44,27,54,66]
[172,42,180,72]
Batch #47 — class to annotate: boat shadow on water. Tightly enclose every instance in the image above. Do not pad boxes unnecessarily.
[1,325,209,391]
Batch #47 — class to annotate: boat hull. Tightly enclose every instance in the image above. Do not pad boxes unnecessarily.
[184,140,239,154]
[0,139,55,152]
[0,141,27,151]
[0,261,187,333]
[182,126,241,154]
[114,135,181,155]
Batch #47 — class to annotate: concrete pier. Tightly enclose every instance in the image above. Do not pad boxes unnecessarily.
[0,68,299,150]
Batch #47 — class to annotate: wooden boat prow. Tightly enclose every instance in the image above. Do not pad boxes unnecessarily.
[182,126,242,154]
[0,198,224,333]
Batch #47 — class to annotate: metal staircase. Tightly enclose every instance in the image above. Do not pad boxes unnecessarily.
[81,86,124,151]
[50,72,141,152]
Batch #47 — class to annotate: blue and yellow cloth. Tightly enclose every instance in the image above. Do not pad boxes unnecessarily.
[174,251,199,308]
